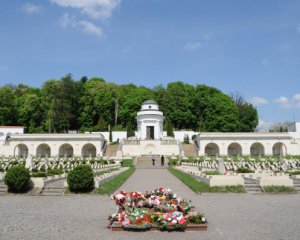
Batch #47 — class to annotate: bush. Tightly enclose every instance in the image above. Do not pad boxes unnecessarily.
[4,165,31,193]
[237,168,254,173]
[67,165,94,192]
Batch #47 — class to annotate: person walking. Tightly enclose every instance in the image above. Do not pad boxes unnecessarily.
[152,155,156,166]
[161,155,165,166]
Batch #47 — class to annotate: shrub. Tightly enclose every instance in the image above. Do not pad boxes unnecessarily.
[67,165,94,192]
[4,165,31,193]
[237,168,254,173]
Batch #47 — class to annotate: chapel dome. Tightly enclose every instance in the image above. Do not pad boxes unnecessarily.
[142,100,158,105]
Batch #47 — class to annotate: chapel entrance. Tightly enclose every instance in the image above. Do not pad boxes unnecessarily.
[146,126,154,139]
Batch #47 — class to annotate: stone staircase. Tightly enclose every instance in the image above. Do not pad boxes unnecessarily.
[182,143,197,157]
[291,177,300,192]
[136,156,166,169]
[243,177,263,193]
[104,144,119,157]
[40,179,65,196]
[0,180,7,195]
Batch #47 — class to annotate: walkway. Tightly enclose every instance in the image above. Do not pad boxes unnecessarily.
[116,168,196,198]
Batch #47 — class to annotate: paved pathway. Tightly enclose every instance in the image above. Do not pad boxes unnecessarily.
[116,168,196,198]
[1,169,300,240]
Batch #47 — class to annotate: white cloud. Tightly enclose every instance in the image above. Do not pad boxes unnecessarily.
[275,96,289,104]
[59,13,103,37]
[78,20,103,36]
[250,97,268,106]
[22,3,43,14]
[293,93,300,101]
[52,0,121,20]
[185,41,201,50]
[275,96,291,109]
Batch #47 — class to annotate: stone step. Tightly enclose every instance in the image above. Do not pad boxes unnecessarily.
[44,185,64,189]
[41,192,64,196]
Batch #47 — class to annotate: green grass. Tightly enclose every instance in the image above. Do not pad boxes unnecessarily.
[264,186,296,193]
[168,167,245,193]
[96,167,135,195]
[121,159,134,167]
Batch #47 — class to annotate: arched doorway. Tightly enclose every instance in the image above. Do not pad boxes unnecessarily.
[204,143,220,156]
[82,143,96,157]
[250,142,265,156]
[228,142,242,156]
[272,142,287,156]
[36,144,51,157]
[59,144,74,157]
[14,144,29,157]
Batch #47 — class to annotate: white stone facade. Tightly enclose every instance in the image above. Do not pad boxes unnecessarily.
[136,100,164,140]
[196,131,300,156]
[0,133,106,158]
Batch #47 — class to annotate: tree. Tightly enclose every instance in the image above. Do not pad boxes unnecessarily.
[165,119,174,137]
[126,122,135,138]
[96,115,106,131]
[0,86,16,125]
[231,92,259,132]
[194,85,240,132]
[17,93,44,133]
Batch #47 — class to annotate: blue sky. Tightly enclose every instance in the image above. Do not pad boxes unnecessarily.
[0,0,300,128]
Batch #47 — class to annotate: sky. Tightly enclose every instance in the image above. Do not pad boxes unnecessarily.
[0,0,300,129]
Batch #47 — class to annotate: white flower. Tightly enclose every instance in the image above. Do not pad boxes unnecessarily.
[172,219,177,224]
[201,217,206,223]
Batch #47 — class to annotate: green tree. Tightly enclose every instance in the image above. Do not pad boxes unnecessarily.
[126,122,135,138]
[96,115,106,131]
[165,119,174,137]
[0,86,16,125]
[231,92,258,132]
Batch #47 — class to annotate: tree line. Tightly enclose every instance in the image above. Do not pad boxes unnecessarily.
[0,74,258,133]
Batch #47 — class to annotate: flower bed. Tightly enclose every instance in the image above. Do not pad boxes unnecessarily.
[107,187,208,232]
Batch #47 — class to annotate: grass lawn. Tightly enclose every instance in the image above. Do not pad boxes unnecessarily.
[264,185,296,193]
[168,167,245,193]
[96,167,135,195]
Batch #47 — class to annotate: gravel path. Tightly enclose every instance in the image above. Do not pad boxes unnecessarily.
[0,169,300,240]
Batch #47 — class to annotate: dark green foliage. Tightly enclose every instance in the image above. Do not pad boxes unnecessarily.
[67,165,94,192]
[231,92,258,132]
[109,127,113,142]
[126,122,135,138]
[95,115,106,131]
[236,168,254,173]
[165,119,174,137]
[188,214,206,224]
[183,134,190,144]
[0,77,258,133]
[4,165,30,193]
